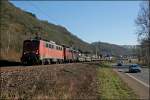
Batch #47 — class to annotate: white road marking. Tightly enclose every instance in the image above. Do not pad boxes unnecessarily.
[126,73,149,88]
[118,69,123,72]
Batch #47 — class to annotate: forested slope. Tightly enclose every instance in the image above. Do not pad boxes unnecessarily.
[0,1,133,61]
[0,1,92,61]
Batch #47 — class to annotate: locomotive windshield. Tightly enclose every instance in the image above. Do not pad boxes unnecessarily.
[23,40,39,52]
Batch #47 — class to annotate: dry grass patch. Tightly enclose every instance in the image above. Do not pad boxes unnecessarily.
[0,63,98,99]
[97,64,137,99]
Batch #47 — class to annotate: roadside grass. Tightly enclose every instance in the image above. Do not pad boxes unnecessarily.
[100,61,116,66]
[99,62,111,68]
[0,62,138,99]
[97,63,137,99]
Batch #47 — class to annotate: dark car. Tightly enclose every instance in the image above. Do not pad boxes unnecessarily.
[117,61,123,66]
[117,62,122,66]
[129,64,141,73]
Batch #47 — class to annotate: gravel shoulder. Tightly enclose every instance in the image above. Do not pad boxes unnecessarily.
[113,68,149,99]
[0,62,140,99]
[0,63,98,99]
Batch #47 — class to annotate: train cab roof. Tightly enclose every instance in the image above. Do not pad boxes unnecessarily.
[24,39,39,42]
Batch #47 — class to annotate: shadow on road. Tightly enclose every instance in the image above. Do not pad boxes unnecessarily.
[0,60,21,67]
[124,71,130,73]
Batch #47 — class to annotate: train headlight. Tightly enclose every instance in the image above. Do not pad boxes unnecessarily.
[36,50,39,54]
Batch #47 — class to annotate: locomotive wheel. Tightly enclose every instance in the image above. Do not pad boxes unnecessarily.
[45,59,49,65]
[41,59,46,65]
[39,60,42,65]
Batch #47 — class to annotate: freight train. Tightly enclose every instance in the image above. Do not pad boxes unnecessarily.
[21,38,99,65]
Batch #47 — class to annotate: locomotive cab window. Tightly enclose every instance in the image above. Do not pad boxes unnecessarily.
[56,46,58,50]
[49,44,51,48]
[23,40,39,53]
[51,45,54,49]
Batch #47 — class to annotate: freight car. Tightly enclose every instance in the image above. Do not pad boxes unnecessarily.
[21,39,79,65]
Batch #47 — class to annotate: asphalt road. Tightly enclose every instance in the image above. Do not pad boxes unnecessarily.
[112,63,149,99]
[112,64,149,87]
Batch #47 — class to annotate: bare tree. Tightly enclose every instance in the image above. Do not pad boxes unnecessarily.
[6,24,13,54]
[135,1,150,66]
[135,1,149,40]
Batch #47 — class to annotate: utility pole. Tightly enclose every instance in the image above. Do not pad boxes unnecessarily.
[95,45,97,58]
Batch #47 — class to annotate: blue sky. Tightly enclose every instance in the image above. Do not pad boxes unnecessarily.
[10,1,141,45]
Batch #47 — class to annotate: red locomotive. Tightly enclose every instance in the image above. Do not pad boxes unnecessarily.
[21,38,79,65]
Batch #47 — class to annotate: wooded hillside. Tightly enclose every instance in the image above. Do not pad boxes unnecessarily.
[91,42,134,56]
[0,1,134,61]
[0,1,92,61]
